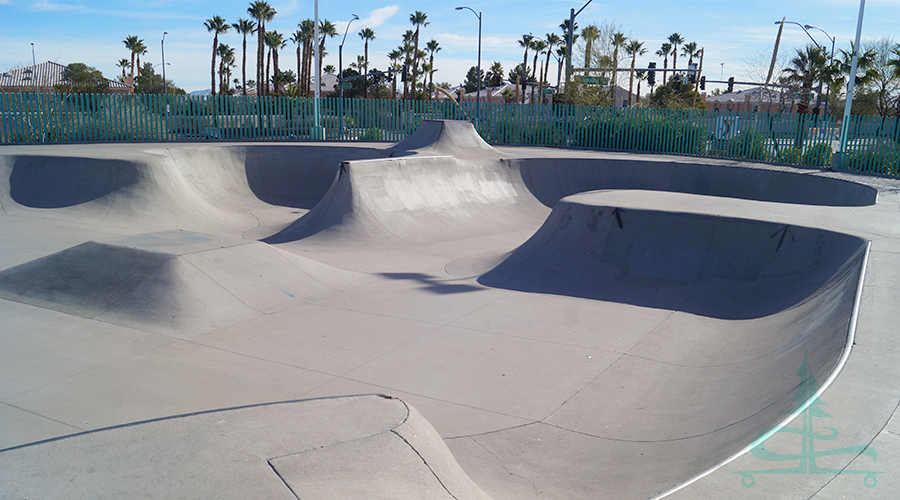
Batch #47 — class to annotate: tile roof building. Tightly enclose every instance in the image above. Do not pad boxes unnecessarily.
[0,61,132,94]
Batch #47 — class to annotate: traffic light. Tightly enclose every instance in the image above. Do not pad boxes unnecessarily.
[727,76,734,93]
[647,62,656,86]
[401,64,408,82]
[699,76,706,91]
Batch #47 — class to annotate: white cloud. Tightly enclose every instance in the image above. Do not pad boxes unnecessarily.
[361,5,399,29]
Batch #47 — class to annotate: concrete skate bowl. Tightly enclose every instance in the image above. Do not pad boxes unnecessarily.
[468,191,867,499]
[0,144,390,232]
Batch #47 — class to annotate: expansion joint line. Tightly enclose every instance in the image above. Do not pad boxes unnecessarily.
[390,428,461,500]
[267,460,301,500]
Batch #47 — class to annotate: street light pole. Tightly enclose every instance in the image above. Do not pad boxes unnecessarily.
[456,6,481,124]
[338,13,359,98]
[565,0,592,90]
[806,24,836,116]
[838,0,866,165]
[161,32,168,96]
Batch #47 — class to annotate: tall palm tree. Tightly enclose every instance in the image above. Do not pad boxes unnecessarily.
[668,33,684,71]
[544,33,560,86]
[656,42,672,71]
[556,45,567,87]
[400,30,415,98]
[116,58,131,79]
[122,35,141,79]
[134,40,147,78]
[359,28,376,97]
[248,1,276,95]
[682,41,699,67]
[317,20,337,91]
[425,39,440,99]
[581,25,600,69]
[610,32,627,90]
[387,49,402,99]
[530,39,547,100]
[232,18,256,96]
[218,44,236,93]
[205,16,230,95]
[518,34,534,102]
[783,44,833,115]
[266,31,286,95]
[295,19,315,96]
[626,38,647,106]
[487,61,504,86]
[409,11,430,99]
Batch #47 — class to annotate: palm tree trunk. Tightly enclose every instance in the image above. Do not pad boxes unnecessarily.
[257,22,265,95]
[629,56,636,106]
[273,49,280,95]
[242,35,248,96]
[211,34,218,96]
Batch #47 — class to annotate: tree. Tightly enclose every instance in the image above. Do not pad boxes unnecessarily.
[133,62,185,95]
[265,31,286,94]
[132,39,147,78]
[294,19,315,96]
[317,20,337,93]
[610,32,627,91]
[530,39,547,100]
[861,38,900,117]
[248,1,276,95]
[648,78,705,109]
[782,44,833,115]
[123,35,142,79]
[626,39,647,106]
[54,63,109,93]
[518,34,534,102]
[232,18,256,96]
[657,42,672,72]
[204,16,230,96]
[682,41,700,68]
[544,33,561,87]
[387,49,402,99]
[668,33,684,71]
[408,11,429,100]
[218,44,236,94]
[463,66,487,92]
[359,27,377,98]
[581,25,600,68]
[116,58,131,79]
[487,61,504,87]
[424,39,440,99]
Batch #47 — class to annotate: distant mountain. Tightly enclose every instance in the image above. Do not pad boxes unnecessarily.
[189,89,211,96]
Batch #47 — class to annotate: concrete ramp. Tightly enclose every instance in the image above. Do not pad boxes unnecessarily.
[266,155,548,246]
[0,395,493,500]
[0,231,361,336]
[390,120,503,159]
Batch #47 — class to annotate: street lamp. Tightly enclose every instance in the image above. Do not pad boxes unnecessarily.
[161,32,168,95]
[455,6,481,123]
[338,13,359,98]
[806,24,836,116]
[565,0,593,89]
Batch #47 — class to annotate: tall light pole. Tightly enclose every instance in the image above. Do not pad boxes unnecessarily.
[313,0,323,140]
[565,0,592,90]
[338,13,359,98]
[456,6,481,124]
[161,32,168,96]
[838,0,866,167]
[806,24,836,116]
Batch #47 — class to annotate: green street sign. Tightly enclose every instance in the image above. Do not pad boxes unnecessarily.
[542,89,555,94]
[576,76,608,85]
[341,82,352,89]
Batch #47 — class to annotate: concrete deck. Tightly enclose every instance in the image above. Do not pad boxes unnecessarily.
[1,120,898,499]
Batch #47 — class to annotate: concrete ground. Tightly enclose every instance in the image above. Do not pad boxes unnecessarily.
[0,120,898,499]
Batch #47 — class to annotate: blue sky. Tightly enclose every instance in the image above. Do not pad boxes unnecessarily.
[1,0,898,93]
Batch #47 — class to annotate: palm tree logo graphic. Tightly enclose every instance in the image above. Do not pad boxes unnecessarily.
[736,353,880,488]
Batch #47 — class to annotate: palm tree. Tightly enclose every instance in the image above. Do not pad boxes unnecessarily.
[530,39,547,100]
[205,16,230,95]
[400,31,415,98]
[232,18,256,96]
[295,19,315,96]
[610,32,627,90]
[409,11,430,99]
[218,44,236,94]
[425,39,440,99]
[317,20,337,92]
[626,38,647,106]
[682,41,700,68]
[116,58,131,79]
[581,25,600,69]
[518,34,534,102]
[134,40,147,78]
[544,33,560,86]
[266,31,286,94]
[487,61,504,86]
[359,28,376,97]
[555,45,567,87]
[783,44,832,115]
[668,33,684,71]
[387,49,402,99]
[656,42,672,71]
[248,1,276,95]
[122,35,141,79]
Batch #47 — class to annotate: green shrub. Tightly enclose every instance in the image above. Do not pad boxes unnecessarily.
[727,130,771,162]
[359,127,384,141]
[778,146,802,164]
[802,142,833,167]
[847,140,900,175]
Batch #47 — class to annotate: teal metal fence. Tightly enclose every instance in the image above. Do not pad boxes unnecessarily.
[2,92,898,175]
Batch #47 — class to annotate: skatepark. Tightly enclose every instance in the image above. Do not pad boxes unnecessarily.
[0,120,898,499]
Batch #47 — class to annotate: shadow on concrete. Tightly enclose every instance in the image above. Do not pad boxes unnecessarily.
[379,272,483,295]
[9,156,140,208]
